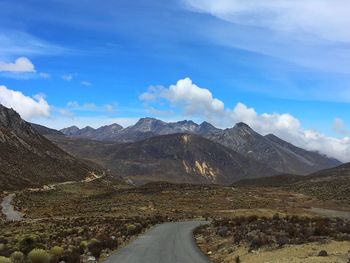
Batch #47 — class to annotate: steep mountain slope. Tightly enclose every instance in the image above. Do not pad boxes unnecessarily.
[60,125,80,136]
[265,133,340,170]
[48,133,276,185]
[0,104,93,191]
[30,123,63,136]
[208,123,341,175]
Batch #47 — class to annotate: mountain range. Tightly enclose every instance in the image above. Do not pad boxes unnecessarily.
[59,117,341,175]
[0,103,343,189]
[60,118,220,142]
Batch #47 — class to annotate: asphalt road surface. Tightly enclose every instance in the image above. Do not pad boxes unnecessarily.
[103,221,212,263]
[309,207,350,220]
[1,193,23,221]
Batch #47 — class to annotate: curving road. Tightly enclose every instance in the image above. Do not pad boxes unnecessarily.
[104,221,212,263]
[1,193,23,221]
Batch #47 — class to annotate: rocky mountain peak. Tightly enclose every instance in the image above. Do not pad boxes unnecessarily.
[169,120,198,132]
[135,117,161,123]
[177,120,197,125]
[231,122,256,136]
[134,117,165,131]
[234,122,253,130]
[197,121,221,135]
[0,104,34,135]
[109,123,123,130]
[81,126,95,131]
[60,126,80,136]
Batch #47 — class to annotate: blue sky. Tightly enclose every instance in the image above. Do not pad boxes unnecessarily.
[1,0,350,160]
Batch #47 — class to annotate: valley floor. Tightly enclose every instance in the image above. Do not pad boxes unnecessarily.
[1,179,350,262]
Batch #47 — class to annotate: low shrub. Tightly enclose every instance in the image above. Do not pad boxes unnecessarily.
[27,249,51,263]
[61,246,80,263]
[88,239,102,258]
[49,246,64,263]
[10,251,24,263]
[126,224,137,235]
[18,235,40,254]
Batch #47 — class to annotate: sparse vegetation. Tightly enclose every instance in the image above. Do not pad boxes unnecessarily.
[10,251,24,263]
[195,215,350,262]
[0,215,166,262]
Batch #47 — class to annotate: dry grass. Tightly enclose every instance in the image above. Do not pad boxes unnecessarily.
[14,182,343,220]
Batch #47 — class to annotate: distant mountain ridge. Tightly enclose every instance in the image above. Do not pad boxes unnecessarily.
[60,118,341,175]
[0,104,94,191]
[61,118,220,142]
[61,123,123,141]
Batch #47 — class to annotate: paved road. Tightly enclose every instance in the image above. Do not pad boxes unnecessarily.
[1,193,23,221]
[309,207,350,220]
[104,221,212,263]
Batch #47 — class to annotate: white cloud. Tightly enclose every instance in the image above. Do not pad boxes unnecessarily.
[141,78,350,162]
[0,31,67,58]
[332,118,349,135]
[81,81,92,87]
[104,104,115,113]
[57,108,74,118]
[182,0,350,74]
[39,72,51,79]
[0,57,35,73]
[183,0,350,43]
[140,77,224,118]
[66,101,116,113]
[0,85,50,120]
[62,74,73,81]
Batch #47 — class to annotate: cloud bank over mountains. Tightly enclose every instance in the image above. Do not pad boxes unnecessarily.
[141,78,350,162]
